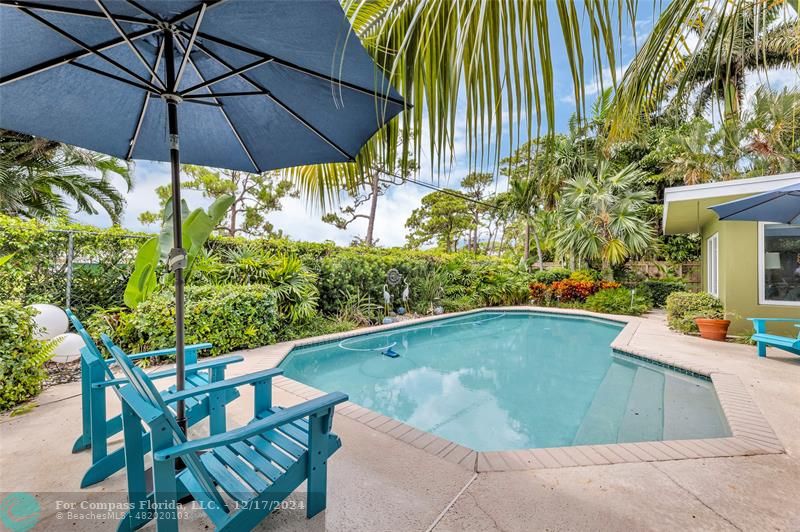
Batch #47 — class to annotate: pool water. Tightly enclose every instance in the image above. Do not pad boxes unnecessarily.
[279,312,730,451]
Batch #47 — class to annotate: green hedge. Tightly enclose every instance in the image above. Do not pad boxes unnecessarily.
[0,303,57,410]
[584,287,652,316]
[89,284,280,357]
[530,267,571,285]
[0,215,146,314]
[665,291,724,333]
[639,279,687,307]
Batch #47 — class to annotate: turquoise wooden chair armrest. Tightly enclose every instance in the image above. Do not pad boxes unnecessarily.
[111,342,213,363]
[94,355,244,388]
[155,391,348,460]
[747,318,800,322]
[162,368,283,404]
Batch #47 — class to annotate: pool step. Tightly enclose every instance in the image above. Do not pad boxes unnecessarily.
[662,374,729,440]
[617,364,665,443]
[572,360,638,445]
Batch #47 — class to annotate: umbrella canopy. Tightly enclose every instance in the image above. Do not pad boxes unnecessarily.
[0,0,404,431]
[709,182,800,224]
[0,0,404,170]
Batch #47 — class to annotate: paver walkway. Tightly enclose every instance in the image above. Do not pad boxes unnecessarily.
[1,311,798,531]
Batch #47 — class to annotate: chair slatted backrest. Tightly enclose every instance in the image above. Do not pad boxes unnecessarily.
[102,336,225,509]
[66,309,116,381]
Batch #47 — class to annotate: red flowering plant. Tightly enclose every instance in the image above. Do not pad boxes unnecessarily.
[549,279,620,302]
[529,282,551,304]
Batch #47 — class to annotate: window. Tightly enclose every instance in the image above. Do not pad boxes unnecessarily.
[706,233,719,297]
[759,223,800,306]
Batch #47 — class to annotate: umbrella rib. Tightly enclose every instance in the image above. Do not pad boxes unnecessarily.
[191,31,405,106]
[170,0,230,26]
[0,25,159,86]
[183,91,266,98]
[0,0,158,26]
[69,61,159,94]
[174,3,207,90]
[17,7,161,92]
[176,36,261,173]
[180,58,272,95]
[192,41,355,161]
[94,0,166,89]
[127,38,166,160]
[123,0,163,22]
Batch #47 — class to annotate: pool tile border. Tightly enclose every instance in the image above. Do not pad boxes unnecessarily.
[259,307,784,472]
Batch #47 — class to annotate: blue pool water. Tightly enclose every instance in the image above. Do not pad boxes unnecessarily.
[280,312,730,451]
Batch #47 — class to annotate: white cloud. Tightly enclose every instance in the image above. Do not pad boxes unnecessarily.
[560,63,630,104]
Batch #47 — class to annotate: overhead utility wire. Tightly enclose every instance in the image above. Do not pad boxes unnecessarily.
[374,167,499,209]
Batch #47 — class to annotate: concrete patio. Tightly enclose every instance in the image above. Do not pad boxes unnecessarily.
[2,311,799,531]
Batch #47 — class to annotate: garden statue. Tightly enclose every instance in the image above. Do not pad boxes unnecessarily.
[382,284,393,323]
[402,281,410,306]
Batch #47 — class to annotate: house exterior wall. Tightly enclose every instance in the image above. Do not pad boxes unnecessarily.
[700,220,799,336]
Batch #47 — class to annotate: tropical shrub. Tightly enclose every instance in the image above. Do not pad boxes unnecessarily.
[92,284,280,356]
[335,288,383,325]
[530,267,571,285]
[639,279,687,307]
[585,287,652,316]
[528,282,551,305]
[529,276,620,304]
[568,269,603,282]
[412,267,448,314]
[665,291,724,333]
[549,279,620,302]
[124,195,235,308]
[472,266,531,306]
[0,302,58,410]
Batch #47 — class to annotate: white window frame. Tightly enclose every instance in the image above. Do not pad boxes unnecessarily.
[706,232,719,297]
[758,222,800,307]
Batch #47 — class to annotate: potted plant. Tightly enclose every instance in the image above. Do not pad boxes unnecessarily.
[694,313,730,341]
[666,292,729,341]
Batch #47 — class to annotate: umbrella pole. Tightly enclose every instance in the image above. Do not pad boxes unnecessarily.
[164,31,188,434]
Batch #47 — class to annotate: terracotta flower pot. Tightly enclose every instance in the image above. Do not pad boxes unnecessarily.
[694,318,731,341]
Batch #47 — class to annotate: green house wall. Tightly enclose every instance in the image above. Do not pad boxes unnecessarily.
[700,220,800,336]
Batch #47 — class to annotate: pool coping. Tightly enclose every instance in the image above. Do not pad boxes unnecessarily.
[252,306,784,472]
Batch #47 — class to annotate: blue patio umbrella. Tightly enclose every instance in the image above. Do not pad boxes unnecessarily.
[709,182,800,224]
[0,0,404,431]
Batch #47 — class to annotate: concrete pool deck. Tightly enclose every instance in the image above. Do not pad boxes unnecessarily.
[2,309,799,531]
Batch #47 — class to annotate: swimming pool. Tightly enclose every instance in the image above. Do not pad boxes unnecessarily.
[279,311,730,451]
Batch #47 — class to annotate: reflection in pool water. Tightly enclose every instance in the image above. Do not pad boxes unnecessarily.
[280,312,730,451]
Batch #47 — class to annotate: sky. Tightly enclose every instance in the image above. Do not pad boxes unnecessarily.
[70,5,798,247]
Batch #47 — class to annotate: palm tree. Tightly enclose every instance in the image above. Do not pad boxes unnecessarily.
[285,1,799,203]
[675,1,798,119]
[0,130,130,222]
[555,163,655,278]
[504,177,544,270]
[611,0,799,138]
[740,87,800,174]
[661,119,723,185]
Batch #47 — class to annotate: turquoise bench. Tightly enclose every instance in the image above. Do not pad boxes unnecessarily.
[106,340,348,531]
[748,318,800,357]
[66,310,243,487]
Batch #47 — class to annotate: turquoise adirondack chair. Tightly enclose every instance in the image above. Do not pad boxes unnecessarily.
[748,318,800,357]
[66,310,243,487]
[105,339,348,531]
